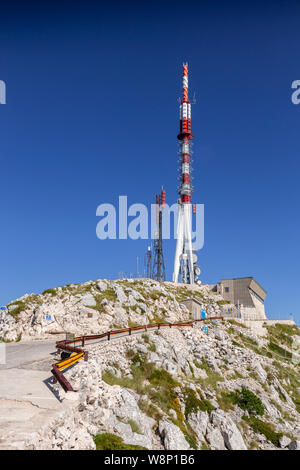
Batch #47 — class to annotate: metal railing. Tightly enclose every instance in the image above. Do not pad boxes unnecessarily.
[51,316,223,392]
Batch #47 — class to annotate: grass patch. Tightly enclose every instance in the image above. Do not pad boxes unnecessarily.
[103,356,181,419]
[142,334,156,352]
[217,391,235,412]
[272,361,300,413]
[102,370,137,390]
[151,314,168,324]
[183,388,214,418]
[227,319,247,328]
[268,323,300,337]
[197,360,224,389]
[149,290,164,301]
[217,300,230,306]
[268,341,292,360]
[239,333,258,346]
[127,419,141,434]
[232,340,243,348]
[7,301,26,318]
[94,433,147,450]
[248,440,259,450]
[128,320,141,328]
[200,441,210,450]
[42,288,57,296]
[149,368,178,388]
[138,398,163,422]
[243,416,282,447]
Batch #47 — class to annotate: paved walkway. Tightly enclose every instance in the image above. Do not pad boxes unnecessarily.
[0,339,67,449]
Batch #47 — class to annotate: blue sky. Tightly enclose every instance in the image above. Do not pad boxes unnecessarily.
[0,1,299,323]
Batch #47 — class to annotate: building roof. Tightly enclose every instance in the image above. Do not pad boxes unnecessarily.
[220,277,267,295]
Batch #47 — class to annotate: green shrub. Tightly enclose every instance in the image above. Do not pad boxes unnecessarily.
[149,369,178,388]
[229,387,264,416]
[94,433,147,450]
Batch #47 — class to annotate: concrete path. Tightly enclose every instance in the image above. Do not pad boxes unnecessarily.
[0,339,67,449]
[0,339,58,370]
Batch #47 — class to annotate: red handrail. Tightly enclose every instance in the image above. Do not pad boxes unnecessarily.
[52,316,223,392]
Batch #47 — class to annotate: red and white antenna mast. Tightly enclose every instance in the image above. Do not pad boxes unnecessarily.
[173,63,200,284]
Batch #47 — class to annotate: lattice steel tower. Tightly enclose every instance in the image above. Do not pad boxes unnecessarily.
[152,189,166,282]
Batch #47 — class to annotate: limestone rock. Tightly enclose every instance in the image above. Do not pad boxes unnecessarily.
[279,436,291,448]
[80,294,96,307]
[210,409,247,450]
[159,421,190,450]
[206,425,226,450]
[188,411,209,441]
[288,440,300,450]
[97,280,107,292]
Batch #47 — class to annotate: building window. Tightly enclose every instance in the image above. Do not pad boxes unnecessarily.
[225,287,229,293]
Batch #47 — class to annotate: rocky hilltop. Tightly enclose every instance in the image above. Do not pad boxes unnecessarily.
[1,279,300,450]
[0,279,227,341]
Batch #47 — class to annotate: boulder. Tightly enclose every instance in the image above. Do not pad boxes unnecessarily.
[279,436,291,448]
[112,286,127,304]
[206,426,226,450]
[253,362,267,382]
[188,411,209,440]
[136,344,148,354]
[210,409,247,450]
[97,280,107,292]
[80,294,96,307]
[288,440,300,450]
[158,421,190,450]
[215,329,226,341]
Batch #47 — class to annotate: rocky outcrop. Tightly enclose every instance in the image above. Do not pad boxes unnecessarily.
[1,278,300,451]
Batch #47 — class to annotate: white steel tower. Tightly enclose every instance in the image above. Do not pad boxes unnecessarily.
[173,63,199,284]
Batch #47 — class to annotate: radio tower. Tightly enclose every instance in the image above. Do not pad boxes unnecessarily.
[152,188,166,281]
[144,246,152,279]
[173,63,200,284]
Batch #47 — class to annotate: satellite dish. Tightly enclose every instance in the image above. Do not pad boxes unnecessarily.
[192,253,198,263]
[194,265,201,276]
